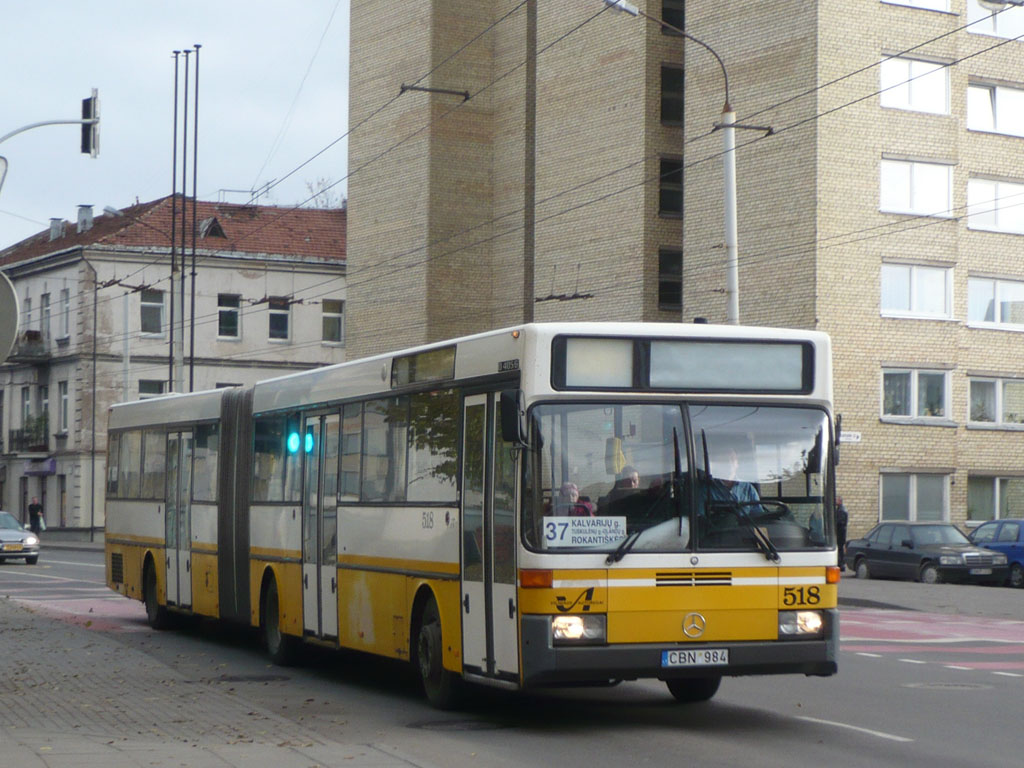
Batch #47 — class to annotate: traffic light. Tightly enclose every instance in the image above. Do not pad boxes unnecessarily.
[81,88,99,158]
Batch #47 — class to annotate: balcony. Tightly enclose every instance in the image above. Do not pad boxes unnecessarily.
[8,414,49,453]
[7,330,50,362]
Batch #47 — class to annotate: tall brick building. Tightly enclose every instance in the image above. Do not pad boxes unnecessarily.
[346,0,1024,536]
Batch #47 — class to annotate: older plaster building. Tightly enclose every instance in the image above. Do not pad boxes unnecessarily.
[346,0,1024,536]
[0,197,346,531]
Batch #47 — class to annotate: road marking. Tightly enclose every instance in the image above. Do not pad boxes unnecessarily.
[795,716,913,743]
[855,652,883,658]
[899,658,927,664]
[0,570,106,585]
[39,559,105,568]
[992,672,1024,678]
[944,665,972,671]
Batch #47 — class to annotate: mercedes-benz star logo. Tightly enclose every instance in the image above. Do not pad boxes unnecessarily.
[683,612,706,638]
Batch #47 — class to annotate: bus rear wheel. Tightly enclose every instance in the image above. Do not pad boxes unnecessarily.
[261,576,297,665]
[416,596,461,710]
[144,562,171,630]
[665,676,721,703]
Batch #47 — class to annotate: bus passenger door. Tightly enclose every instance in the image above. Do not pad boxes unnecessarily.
[302,414,339,640]
[165,431,193,608]
[461,394,519,682]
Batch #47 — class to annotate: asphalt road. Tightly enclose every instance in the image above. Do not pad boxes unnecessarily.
[0,547,1021,767]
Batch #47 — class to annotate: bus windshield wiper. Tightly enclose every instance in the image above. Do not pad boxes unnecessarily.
[606,529,643,565]
[734,503,780,563]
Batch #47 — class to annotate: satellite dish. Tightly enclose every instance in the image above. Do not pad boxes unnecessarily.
[0,271,19,362]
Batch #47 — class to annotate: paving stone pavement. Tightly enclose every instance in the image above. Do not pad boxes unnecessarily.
[0,597,432,768]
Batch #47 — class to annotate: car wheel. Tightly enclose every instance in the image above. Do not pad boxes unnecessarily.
[855,558,870,580]
[25,555,38,565]
[416,595,462,709]
[1009,563,1024,589]
[666,676,722,703]
[919,562,941,584]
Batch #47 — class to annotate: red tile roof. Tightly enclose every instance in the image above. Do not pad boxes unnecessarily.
[0,195,346,266]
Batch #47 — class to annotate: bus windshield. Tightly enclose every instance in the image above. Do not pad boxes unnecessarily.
[523,402,832,556]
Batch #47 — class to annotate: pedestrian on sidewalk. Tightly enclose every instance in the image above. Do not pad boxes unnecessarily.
[28,497,44,535]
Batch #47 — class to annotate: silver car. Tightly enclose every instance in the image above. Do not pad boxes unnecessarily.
[0,510,40,565]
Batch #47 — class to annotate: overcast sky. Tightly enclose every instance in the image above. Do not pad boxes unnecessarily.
[0,0,349,250]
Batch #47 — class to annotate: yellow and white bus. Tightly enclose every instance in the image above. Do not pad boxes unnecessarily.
[105,322,840,707]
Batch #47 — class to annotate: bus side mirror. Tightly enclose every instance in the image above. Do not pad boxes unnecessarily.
[500,389,527,446]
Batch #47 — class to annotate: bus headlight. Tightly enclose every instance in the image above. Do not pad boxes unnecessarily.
[552,614,606,645]
[778,610,823,638]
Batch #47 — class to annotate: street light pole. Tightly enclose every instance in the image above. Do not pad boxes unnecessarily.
[604,0,740,323]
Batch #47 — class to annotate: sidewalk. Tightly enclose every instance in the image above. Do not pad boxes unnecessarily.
[36,528,104,552]
[0,596,434,768]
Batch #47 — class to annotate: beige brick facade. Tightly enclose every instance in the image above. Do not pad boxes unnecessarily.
[348,0,1024,536]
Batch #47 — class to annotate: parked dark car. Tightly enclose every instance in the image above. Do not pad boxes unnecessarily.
[968,519,1024,588]
[0,510,40,565]
[845,521,1008,585]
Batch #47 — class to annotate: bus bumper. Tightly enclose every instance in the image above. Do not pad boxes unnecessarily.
[520,609,838,688]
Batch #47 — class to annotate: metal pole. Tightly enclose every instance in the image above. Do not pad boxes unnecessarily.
[89,261,97,542]
[722,109,739,324]
[189,44,200,392]
[176,50,190,395]
[170,51,180,390]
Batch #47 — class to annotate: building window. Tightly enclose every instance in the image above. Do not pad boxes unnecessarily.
[967,178,1024,234]
[24,296,31,332]
[21,386,30,425]
[879,57,948,114]
[880,263,951,318]
[140,289,164,335]
[968,277,1024,326]
[58,381,68,432]
[661,66,684,124]
[880,159,952,216]
[967,83,1024,137]
[139,380,165,399]
[882,368,948,419]
[40,293,50,339]
[662,0,684,32]
[969,378,1024,425]
[659,159,683,216]
[967,476,1024,521]
[59,288,70,338]
[218,294,241,338]
[882,0,948,10]
[268,297,290,340]
[658,249,682,311]
[322,299,345,343]
[881,473,948,522]
[967,0,1024,39]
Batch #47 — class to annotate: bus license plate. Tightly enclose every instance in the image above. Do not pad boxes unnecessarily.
[662,649,729,668]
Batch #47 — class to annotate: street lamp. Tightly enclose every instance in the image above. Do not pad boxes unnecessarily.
[604,0,740,324]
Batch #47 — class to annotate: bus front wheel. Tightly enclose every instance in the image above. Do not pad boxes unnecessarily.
[665,676,721,703]
[416,596,462,709]
[261,576,297,665]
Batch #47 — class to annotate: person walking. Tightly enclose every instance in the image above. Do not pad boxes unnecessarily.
[28,497,44,535]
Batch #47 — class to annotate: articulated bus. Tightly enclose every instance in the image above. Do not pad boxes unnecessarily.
[105,322,840,707]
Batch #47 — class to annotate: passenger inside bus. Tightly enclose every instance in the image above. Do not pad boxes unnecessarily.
[553,482,596,517]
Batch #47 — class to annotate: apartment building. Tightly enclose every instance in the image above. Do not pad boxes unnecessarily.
[344,0,1024,536]
[0,197,347,530]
